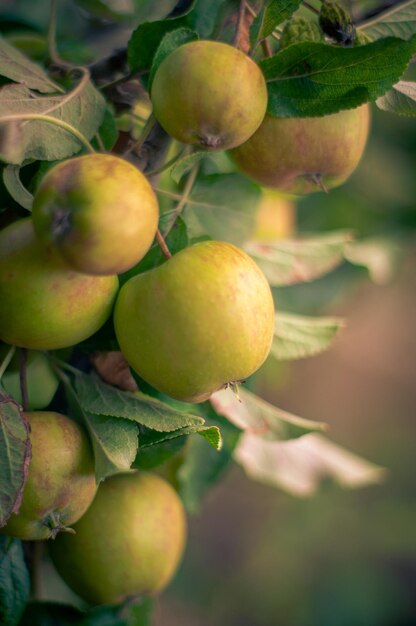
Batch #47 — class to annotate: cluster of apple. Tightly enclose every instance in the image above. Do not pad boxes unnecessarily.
[0,36,370,606]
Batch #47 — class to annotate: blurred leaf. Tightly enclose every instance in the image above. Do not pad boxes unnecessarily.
[75,372,205,431]
[0,390,31,528]
[84,413,139,483]
[0,537,30,626]
[170,150,206,184]
[250,0,302,49]
[345,237,401,284]
[148,28,198,89]
[211,388,326,441]
[0,36,62,94]
[127,0,225,74]
[271,311,344,361]
[2,165,33,210]
[0,77,106,164]
[179,413,240,513]
[244,231,352,286]
[82,595,153,625]
[234,433,386,496]
[19,602,83,626]
[93,108,119,150]
[376,80,416,116]
[361,0,416,40]
[182,173,260,246]
[261,36,416,117]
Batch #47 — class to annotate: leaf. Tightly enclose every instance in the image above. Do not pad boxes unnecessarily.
[0,76,106,164]
[361,0,416,41]
[148,28,198,89]
[0,36,62,94]
[182,173,261,246]
[0,537,30,626]
[19,602,83,626]
[0,391,31,528]
[82,596,153,626]
[244,230,352,286]
[250,0,302,49]
[345,237,401,284]
[94,107,119,150]
[170,150,206,184]
[210,388,326,441]
[84,413,139,483]
[271,311,344,361]
[134,435,186,470]
[178,413,240,513]
[234,433,385,496]
[376,80,416,116]
[2,165,33,210]
[75,372,205,432]
[140,423,222,450]
[260,36,416,117]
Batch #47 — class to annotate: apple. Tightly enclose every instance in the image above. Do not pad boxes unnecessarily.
[0,219,118,349]
[0,411,97,540]
[253,190,296,241]
[0,345,59,410]
[114,240,275,402]
[32,153,159,276]
[151,40,267,150]
[230,105,370,194]
[49,472,186,604]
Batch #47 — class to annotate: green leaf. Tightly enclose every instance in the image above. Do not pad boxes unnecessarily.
[93,107,119,150]
[82,596,153,626]
[134,435,186,469]
[139,423,221,450]
[2,165,33,210]
[0,537,30,626]
[250,0,302,49]
[148,28,198,89]
[261,36,416,117]
[361,0,416,41]
[0,77,106,164]
[19,602,83,626]
[0,390,31,528]
[75,0,177,23]
[234,433,385,496]
[376,80,416,116]
[75,372,205,432]
[0,36,62,94]
[182,173,261,246]
[211,388,326,442]
[271,311,344,361]
[244,230,352,286]
[170,150,206,184]
[84,413,139,483]
[179,413,240,513]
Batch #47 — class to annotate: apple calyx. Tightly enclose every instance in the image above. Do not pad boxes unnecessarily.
[43,511,76,540]
[50,207,72,240]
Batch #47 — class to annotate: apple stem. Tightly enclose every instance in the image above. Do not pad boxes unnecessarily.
[233,0,246,48]
[124,113,156,157]
[155,229,172,260]
[18,348,29,412]
[303,1,320,16]
[261,39,273,58]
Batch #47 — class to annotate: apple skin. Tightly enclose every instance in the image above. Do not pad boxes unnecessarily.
[0,219,118,349]
[151,40,267,150]
[32,153,159,276]
[0,411,97,541]
[49,472,187,604]
[0,345,59,410]
[230,105,370,194]
[114,241,275,403]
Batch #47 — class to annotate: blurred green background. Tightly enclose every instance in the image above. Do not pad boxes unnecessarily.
[1,1,416,624]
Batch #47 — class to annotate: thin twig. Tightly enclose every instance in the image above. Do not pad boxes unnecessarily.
[19,348,29,412]
[123,113,156,157]
[155,229,172,260]
[303,1,320,16]
[233,0,246,48]
[48,0,73,69]
[146,146,187,177]
[164,162,199,235]
[0,345,15,380]
[261,39,273,57]
[29,541,43,600]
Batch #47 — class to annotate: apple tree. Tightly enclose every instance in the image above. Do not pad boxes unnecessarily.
[0,0,415,624]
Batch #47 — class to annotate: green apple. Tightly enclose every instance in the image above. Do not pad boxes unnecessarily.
[0,219,118,349]
[151,40,267,150]
[230,105,370,194]
[49,472,186,604]
[0,345,59,410]
[114,240,275,402]
[32,153,159,276]
[1,411,97,540]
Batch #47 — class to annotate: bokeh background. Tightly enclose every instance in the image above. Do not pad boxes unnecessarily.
[1,1,415,624]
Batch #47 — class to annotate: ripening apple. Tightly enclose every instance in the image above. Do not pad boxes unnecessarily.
[114,240,275,402]
[0,219,118,349]
[49,472,186,604]
[32,153,159,276]
[230,105,370,194]
[151,40,267,150]
[1,411,97,540]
